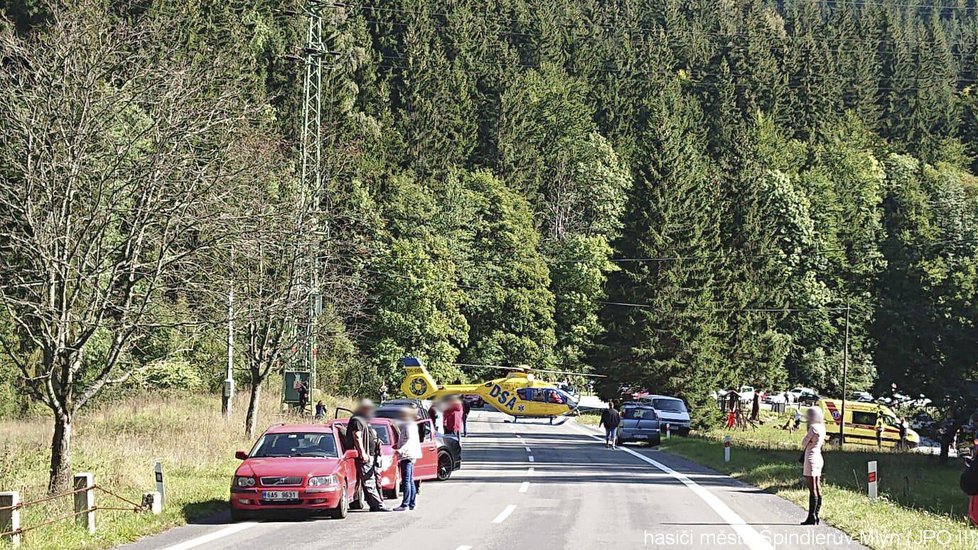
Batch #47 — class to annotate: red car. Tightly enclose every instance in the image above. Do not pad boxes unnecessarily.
[230,423,358,521]
[331,417,442,495]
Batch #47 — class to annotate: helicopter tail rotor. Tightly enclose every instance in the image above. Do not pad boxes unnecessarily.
[400,357,439,399]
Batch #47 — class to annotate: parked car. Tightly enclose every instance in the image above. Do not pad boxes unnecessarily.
[849,391,874,403]
[617,403,661,446]
[764,392,788,405]
[637,395,691,435]
[738,385,756,403]
[229,423,358,521]
[375,399,462,480]
[330,417,440,499]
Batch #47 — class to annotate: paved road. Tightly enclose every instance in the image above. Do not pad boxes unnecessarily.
[121,411,863,550]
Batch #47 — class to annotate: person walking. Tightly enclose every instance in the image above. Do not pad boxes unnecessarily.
[800,406,826,525]
[599,402,621,449]
[344,399,389,512]
[393,407,422,511]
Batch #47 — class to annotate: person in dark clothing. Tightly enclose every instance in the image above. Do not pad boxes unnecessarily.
[751,391,761,421]
[296,380,309,414]
[599,402,621,449]
[898,417,908,450]
[346,399,389,512]
[314,400,326,420]
[462,399,471,437]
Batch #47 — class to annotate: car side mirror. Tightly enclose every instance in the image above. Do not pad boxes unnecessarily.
[235,450,249,460]
[344,450,358,460]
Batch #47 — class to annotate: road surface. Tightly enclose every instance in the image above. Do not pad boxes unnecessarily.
[121,410,863,550]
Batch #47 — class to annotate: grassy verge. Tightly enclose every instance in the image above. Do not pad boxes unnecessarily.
[661,417,973,549]
[0,390,351,549]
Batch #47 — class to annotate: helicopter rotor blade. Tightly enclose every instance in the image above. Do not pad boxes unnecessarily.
[452,363,606,378]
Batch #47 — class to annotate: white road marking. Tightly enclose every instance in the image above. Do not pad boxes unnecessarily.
[519,481,530,493]
[527,467,534,474]
[492,504,517,524]
[571,424,774,550]
[162,522,258,550]
[524,446,531,452]
[455,546,473,550]
[527,455,534,462]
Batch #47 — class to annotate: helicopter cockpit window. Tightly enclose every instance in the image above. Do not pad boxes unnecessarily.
[517,388,536,401]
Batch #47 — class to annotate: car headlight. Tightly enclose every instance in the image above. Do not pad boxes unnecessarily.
[308,475,338,487]
[234,476,256,488]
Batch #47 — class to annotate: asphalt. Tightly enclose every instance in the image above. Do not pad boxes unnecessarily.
[119,410,865,550]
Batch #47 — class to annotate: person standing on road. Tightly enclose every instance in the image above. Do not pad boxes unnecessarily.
[875,414,884,448]
[462,398,471,437]
[345,399,390,512]
[599,401,621,449]
[444,396,464,442]
[393,407,422,511]
[800,406,826,525]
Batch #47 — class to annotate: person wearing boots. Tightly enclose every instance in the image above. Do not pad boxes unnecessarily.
[800,406,826,525]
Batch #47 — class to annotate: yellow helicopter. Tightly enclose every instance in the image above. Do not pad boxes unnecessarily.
[399,357,605,422]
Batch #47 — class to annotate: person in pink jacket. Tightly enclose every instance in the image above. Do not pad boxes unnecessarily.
[800,407,826,525]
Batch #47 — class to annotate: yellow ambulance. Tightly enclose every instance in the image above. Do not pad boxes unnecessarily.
[818,399,920,448]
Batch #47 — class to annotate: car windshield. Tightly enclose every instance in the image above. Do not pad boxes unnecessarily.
[250,432,337,458]
[624,408,657,420]
[652,399,687,413]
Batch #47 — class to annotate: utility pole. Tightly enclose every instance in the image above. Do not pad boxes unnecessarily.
[222,247,235,418]
[840,303,850,446]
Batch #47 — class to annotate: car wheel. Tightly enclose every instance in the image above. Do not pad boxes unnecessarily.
[650,437,662,447]
[437,451,453,481]
[349,481,365,510]
[230,507,251,523]
[328,485,349,519]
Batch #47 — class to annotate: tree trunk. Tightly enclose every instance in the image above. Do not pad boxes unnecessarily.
[48,412,72,493]
[245,380,262,438]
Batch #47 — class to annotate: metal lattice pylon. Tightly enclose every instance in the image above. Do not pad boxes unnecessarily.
[295,0,339,400]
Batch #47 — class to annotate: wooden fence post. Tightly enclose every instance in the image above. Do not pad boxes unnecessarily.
[74,473,95,533]
[0,491,20,547]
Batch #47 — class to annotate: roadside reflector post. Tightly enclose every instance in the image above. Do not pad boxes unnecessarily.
[141,492,162,514]
[665,423,671,440]
[868,461,878,500]
[74,472,95,534]
[724,435,731,462]
[0,491,20,547]
[154,461,165,507]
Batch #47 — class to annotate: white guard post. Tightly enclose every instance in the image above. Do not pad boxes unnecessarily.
[868,460,878,500]
[724,434,731,462]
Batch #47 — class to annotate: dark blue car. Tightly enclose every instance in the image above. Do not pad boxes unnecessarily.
[618,404,662,446]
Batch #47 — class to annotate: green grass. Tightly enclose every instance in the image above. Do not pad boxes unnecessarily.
[661,415,973,549]
[0,391,352,549]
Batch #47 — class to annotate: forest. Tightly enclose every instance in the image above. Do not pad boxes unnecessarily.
[1,0,977,490]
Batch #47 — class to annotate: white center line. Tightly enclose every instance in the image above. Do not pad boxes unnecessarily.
[519,481,530,493]
[524,446,531,452]
[455,546,473,550]
[570,423,774,550]
[162,522,258,550]
[527,455,534,462]
[492,504,517,524]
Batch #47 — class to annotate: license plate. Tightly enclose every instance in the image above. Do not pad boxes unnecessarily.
[634,434,648,439]
[262,490,299,501]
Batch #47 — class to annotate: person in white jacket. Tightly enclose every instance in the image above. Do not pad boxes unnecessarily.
[393,407,423,511]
